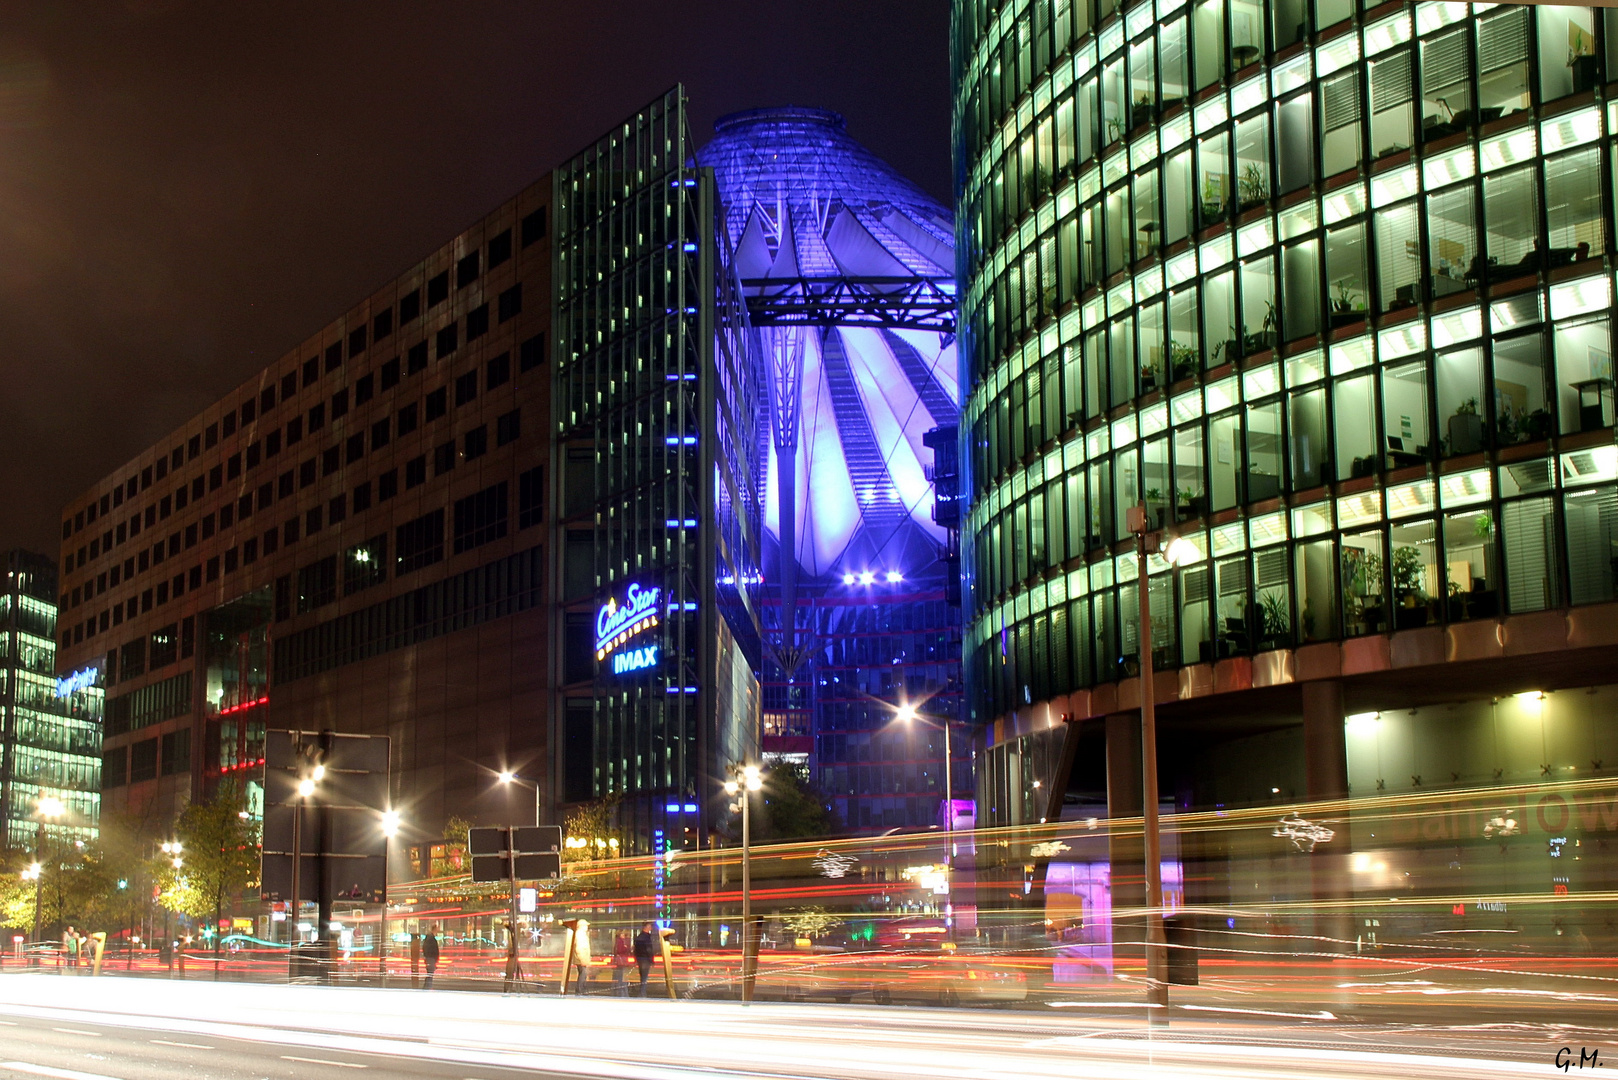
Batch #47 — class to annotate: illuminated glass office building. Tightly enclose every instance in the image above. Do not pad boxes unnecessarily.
[1,550,100,847]
[699,109,966,831]
[953,2,1618,828]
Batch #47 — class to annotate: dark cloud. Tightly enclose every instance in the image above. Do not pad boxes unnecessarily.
[0,1,950,552]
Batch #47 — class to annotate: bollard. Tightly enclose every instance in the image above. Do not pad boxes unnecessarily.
[658,928,677,1000]
[90,933,106,977]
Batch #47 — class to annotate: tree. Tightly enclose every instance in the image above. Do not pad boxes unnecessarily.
[759,762,841,841]
[431,816,472,877]
[153,780,259,953]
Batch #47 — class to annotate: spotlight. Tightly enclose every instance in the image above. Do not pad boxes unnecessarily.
[859,571,875,585]
[842,573,855,585]
[885,571,902,583]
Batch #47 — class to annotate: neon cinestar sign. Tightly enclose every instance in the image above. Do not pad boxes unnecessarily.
[595,583,661,661]
[612,645,659,675]
[55,668,97,698]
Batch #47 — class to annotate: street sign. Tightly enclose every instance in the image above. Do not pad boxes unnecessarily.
[468,826,562,882]
[261,729,392,904]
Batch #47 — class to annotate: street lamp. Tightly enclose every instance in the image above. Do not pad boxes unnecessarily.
[1126,504,1197,1022]
[496,770,541,826]
[30,796,64,959]
[722,762,764,1002]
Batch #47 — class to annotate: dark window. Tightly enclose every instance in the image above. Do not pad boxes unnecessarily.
[141,465,153,490]
[453,482,508,554]
[209,464,223,491]
[286,416,303,444]
[184,523,198,548]
[407,341,428,373]
[174,483,188,510]
[274,575,290,621]
[488,228,512,267]
[243,537,257,564]
[456,251,480,288]
[305,506,323,535]
[261,386,276,413]
[378,469,399,501]
[346,432,365,463]
[325,341,342,372]
[308,402,325,432]
[521,206,547,247]
[328,493,347,525]
[189,565,202,589]
[120,637,146,680]
[343,535,387,595]
[278,471,294,498]
[144,505,157,528]
[246,441,261,469]
[381,357,401,389]
[281,372,297,400]
[518,466,544,527]
[258,482,273,510]
[395,510,445,574]
[188,434,202,460]
[302,357,318,386]
[224,547,238,574]
[236,494,251,519]
[399,288,421,323]
[227,452,242,479]
[161,729,190,776]
[425,388,447,420]
[427,270,450,307]
[487,351,511,390]
[455,371,478,406]
[201,513,215,540]
[464,425,488,460]
[398,402,419,435]
[434,440,457,475]
[299,459,316,488]
[373,307,394,340]
[330,387,348,420]
[497,283,522,323]
[241,399,256,425]
[355,373,374,404]
[519,332,546,371]
[465,303,490,340]
[222,411,237,437]
[352,480,373,512]
[371,417,390,450]
[130,740,157,783]
[348,325,366,357]
[205,422,218,448]
[297,555,338,612]
[405,456,427,489]
[103,747,128,788]
[497,409,521,447]
[159,494,172,519]
[267,430,281,456]
[206,556,220,582]
[263,527,279,555]
[321,447,339,476]
[436,323,458,359]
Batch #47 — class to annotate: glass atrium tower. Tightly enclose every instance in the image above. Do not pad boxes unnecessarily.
[953,2,1618,828]
[699,109,966,831]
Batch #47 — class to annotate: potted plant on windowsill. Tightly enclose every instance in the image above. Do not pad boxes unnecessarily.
[1145,488,1167,529]
[1330,278,1363,328]
[1237,162,1269,212]
[1169,342,1199,382]
[1175,487,1204,520]
[1447,396,1484,455]
[1257,591,1289,651]
[1391,545,1429,628]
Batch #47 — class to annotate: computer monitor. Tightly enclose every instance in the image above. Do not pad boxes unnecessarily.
[1387,435,1406,452]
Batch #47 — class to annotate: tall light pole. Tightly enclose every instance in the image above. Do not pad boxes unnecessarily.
[30,796,64,958]
[1126,504,1197,1023]
[379,810,400,981]
[497,771,541,826]
[722,762,763,1002]
[290,752,323,968]
[496,770,540,975]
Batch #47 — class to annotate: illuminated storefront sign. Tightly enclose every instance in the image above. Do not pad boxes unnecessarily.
[611,645,659,675]
[54,667,98,698]
[596,583,661,661]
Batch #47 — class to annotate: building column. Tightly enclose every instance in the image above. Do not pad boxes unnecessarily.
[1301,680,1352,957]
[1105,712,1144,978]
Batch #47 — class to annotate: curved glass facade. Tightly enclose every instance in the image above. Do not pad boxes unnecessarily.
[953,3,1618,747]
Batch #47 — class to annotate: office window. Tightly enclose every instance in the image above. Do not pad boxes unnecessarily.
[454,482,509,554]
[398,402,419,436]
[521,206,546,247]
[426,388,447,420]
[161,729,191,776]
[497,409,521,447]
[263,526,279,555]
[518,465,544,528]
[130,740,157,783]
[278,471,294,498]
[331,387,349,420]
[464,425,488,461]
[487,351,511,390]
[325,341,342,372]
[328,493,347,525]
[400,288,421,323]
[222,411,237,437]
[322,446,340,476]
[436,323,458,359]
[286,416,303,444]
[188,433,202,460]
[344,535,387,595]
[1494,332,1551,445]
[205,422,219,448]
[283,518,299,546]
[243,538,258,565]
[379,469,399,501]
[302,357,319,387]
[305,506,323,535]
[237,493,252,519]
[457,251,480,288]
[519,332,546,371]
[371,417,390,451]
[209,464,223,491]
[455,371,478,406]
[355,373,374,405]
[373,307,394,340]
[396,510,445,574]
[227,452,242,479]
[348,325,366,357]
[281,372,297,400]
[405,456,427,489]
[224,547,238,574]
[352,480,373,513]
[488,228,512,268]
[407,341,428,374]
[297,555,338,613]
[427,270,450,307]
[1320,71,1362,178]
[246,441,261,469]
[309,401,326,433]
[434,440,457,476]
[300,459,316,488]
[206,556,220,582]
[381,357,401,389]
[346,432,366,464]
[498,283,522,323]
[1503,497,1560,612]
[465,303,490,340]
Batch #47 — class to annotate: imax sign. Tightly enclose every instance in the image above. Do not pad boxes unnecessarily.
[612,645,659,675]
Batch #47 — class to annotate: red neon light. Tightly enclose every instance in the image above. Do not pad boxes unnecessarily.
[218,695,269,717]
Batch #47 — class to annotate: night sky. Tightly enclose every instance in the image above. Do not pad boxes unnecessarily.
[0,2,950,555]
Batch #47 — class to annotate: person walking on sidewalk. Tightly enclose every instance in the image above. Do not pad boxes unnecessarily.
[611,931,631,996]
[633,923,656,996]
[421,926,440,989]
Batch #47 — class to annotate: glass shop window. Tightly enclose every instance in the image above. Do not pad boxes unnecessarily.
[1174,424,1206,520]
[1289,387,1328,489]
[1272,0,1309,51]
[1443,507,1500,619]
[1244,400,1284,502]
[1197,131,1231,227]
[1564,484,1618,604]
[1140,300,1167,393]
[1436,348,1487,456]
[1537,6,1600,103]
[1341,528,1388,636]
[1482,165,1541,277]
[1209,411,1241,511]
[1325,221,1369,325]
[1477,7,1531,121]
[1160,19,1190,112]
[1163,150,1194,245]
[1129,39,1158,130]
[1282,239,1321,340]
[1335,373,1379,480]
[1241,256,1277,356]
[1203,271,1238,368]
[1170,287,1200,382]
[1109,316,1136,407]
[1374,201,1421,313]
[1554,317,1614,435]
[1275,94,1314,194]
[1420,28,1472,139]
[1368,51,1414,160]
[1320,71,1363,179]
[1193,0,1227,91]
[1501,497,1561,612]
[1492,332,1552,445]
[1426,185,1477,299]
[1544,149,1605,261]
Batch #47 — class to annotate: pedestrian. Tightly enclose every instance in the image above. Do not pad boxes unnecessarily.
[61,927,77,970]
[611,931,631,996]
[421,926,440,990]
[572,923,592,995]
[633,922,656,996]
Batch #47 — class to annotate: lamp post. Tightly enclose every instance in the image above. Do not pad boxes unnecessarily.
[1126,504,1197,1023]
[29,796,64,960]
[722,762,763,1002]
[495,771,540,978]
[895,702,956,934]
[289,749,324,974]
[496,771,541,826]
[159,840,183,971]
[379,810,400,982]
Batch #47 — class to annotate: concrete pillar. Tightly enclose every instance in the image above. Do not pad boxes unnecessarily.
[1303,680,1349,801]
[1104,712,1144,978]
